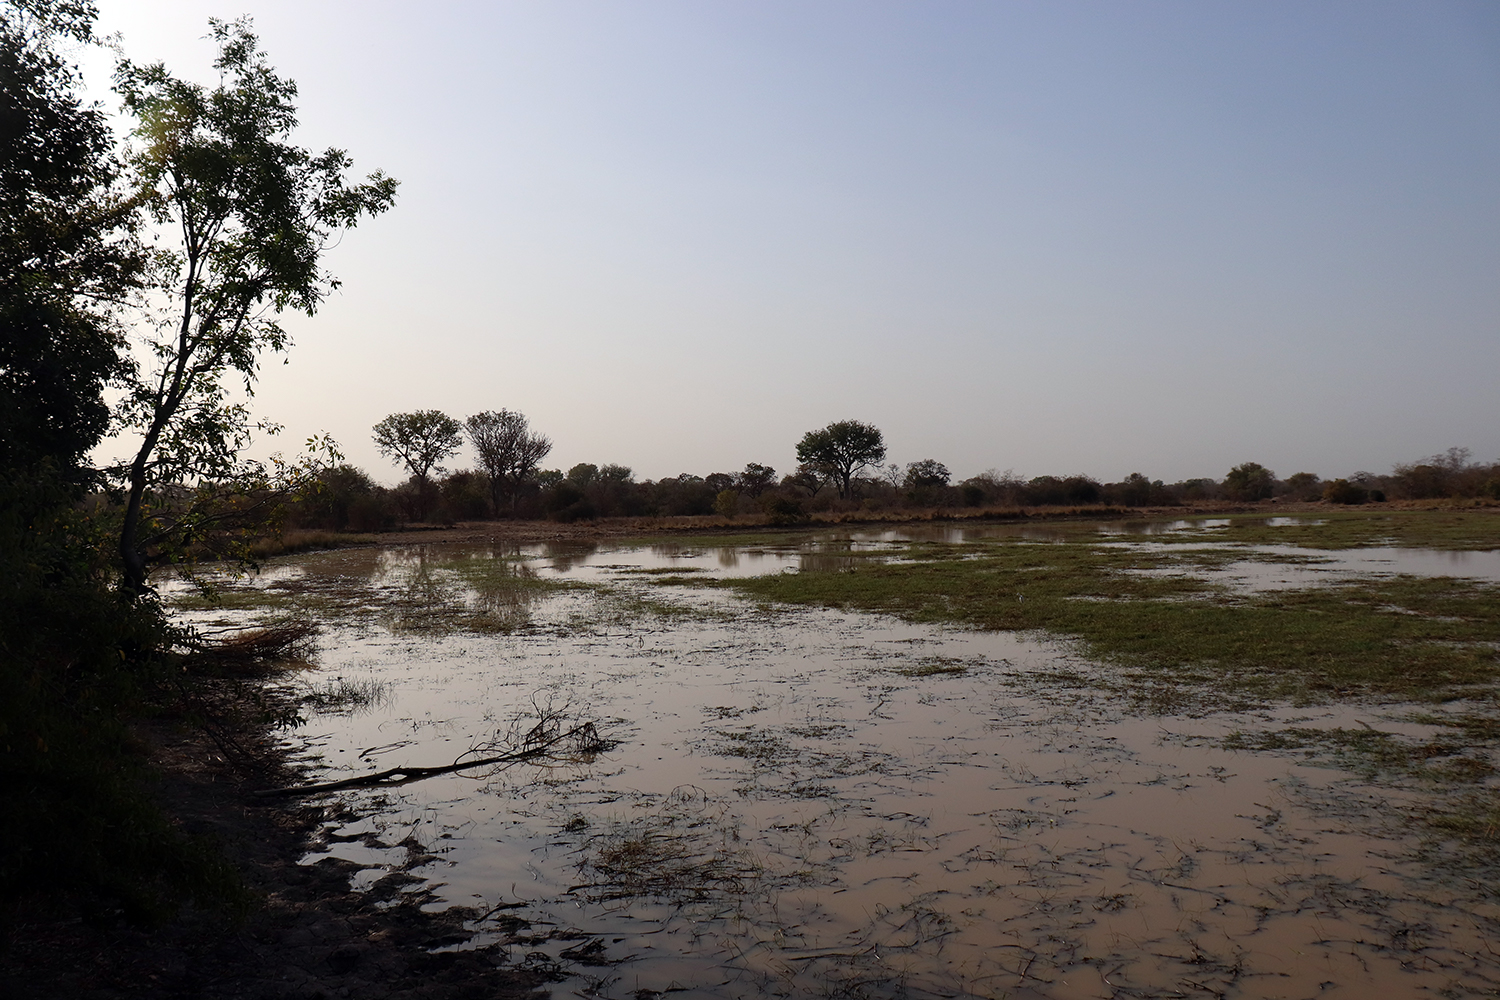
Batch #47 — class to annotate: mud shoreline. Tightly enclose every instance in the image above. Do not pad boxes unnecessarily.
[2,683,553,999]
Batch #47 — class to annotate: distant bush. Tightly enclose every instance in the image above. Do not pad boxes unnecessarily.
[1174,478,1219,502]
[545,480,595,522]
[437,470,490,521]
[1280,472,1322,502]
[1106,472,1170,507]
[1024,475,1101,506]
[957,470,1025,507]
[762,495,809,525]
[1222,462,1275,501]
[1323,479,1369,505]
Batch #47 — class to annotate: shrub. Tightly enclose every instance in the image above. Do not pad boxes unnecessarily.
[1322,479,1369,505]
[1280,472,1322,501]
[762,495,809,525]
[544,481,595,522]
[1223,462,1275,501]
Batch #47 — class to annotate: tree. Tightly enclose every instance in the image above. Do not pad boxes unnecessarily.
[1,0,139,480]
[111,18,397,591]
[903,459,950,490]
[795,420,886,500]
[372,410,462,520]
[1282,472,1321,501]
[1222,462,1274,502]
[465,409,551,516]
[736,463,776,498]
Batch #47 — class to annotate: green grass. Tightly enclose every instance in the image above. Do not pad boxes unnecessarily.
[713,513,1500,703]
[1212,510,1500,551]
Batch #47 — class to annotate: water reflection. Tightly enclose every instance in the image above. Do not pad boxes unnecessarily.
[262,564,1497,999]
[539,540,597,572]
[160,527,1500,998]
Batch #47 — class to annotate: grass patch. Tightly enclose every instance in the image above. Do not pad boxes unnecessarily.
[247,529,376,560]
[893,656,971,678]
[713,520,1500,702]
[300,676,391,715]
[1214,510,1500,551]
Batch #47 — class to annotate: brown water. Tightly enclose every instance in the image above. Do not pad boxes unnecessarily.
[174,533,1500,999]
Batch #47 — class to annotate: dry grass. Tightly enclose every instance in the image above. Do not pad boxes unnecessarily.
[192,620,319,673]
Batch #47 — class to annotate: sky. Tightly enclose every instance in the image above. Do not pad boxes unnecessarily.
[84,1,1500,486]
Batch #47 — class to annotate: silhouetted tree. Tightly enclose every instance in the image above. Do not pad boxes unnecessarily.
[904,460,950,490]
[796,420,886,500]
[1281,472,1321,501]
[1112,472,1165,507]
[465,409,551,516]
[373,410,462,520]
[1323,479,1369,505]
[736,463,776,497]
[1,0,139,481]
[112,18,396,591]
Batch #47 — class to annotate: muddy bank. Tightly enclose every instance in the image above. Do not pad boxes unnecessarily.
[0,685,552,1000]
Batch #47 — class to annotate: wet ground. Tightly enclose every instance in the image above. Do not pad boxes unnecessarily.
[172,521,1500,999]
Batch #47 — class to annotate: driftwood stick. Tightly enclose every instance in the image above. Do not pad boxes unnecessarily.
[254,722,600,798]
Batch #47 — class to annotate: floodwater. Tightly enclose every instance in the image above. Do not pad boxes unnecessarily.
[175,527,1500,999]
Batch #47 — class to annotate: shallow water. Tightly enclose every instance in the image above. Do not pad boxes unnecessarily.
[173,533,1500,998]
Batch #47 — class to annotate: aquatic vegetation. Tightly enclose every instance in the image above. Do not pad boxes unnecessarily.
[718,522,1500,702]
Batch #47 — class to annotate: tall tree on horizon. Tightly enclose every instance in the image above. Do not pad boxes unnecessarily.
[796,420,886,500]
[465,409,552,516]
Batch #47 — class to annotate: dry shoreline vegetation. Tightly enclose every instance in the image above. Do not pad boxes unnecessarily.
[12,505,1500,998]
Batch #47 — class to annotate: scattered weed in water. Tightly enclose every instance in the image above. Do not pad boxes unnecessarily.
[301,676,391,716]
[619,565,707,575]
[1215,509,1500,551]
[891,655,970,678]
[570,787,763,904]
[1224,723,1500,851]
[703,704,765,720]
[190,618,320,673]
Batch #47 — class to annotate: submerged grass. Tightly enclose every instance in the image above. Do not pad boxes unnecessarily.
[715,513,1500,703]
[1214,509,1500,551]
[1223,723,1500,849]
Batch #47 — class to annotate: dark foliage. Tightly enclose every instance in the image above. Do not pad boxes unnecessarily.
[0,1,137,480]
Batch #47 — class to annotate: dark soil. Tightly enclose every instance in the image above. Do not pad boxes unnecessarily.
[0,685,553,1000]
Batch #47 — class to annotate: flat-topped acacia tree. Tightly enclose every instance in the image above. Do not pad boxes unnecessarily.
[112,18,397,593]
[796,420,886,500]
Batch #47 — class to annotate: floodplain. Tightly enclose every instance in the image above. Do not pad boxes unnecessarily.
[170,510,1500,999]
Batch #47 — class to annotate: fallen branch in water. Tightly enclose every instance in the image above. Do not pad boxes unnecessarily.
[254,721,610,797]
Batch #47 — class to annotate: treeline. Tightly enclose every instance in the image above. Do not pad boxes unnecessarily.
[288,412,1500,531]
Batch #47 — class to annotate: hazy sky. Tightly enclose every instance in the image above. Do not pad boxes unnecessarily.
[87,1,1500,485]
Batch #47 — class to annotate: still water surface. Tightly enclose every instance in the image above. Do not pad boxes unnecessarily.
[177,527,1500,998]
